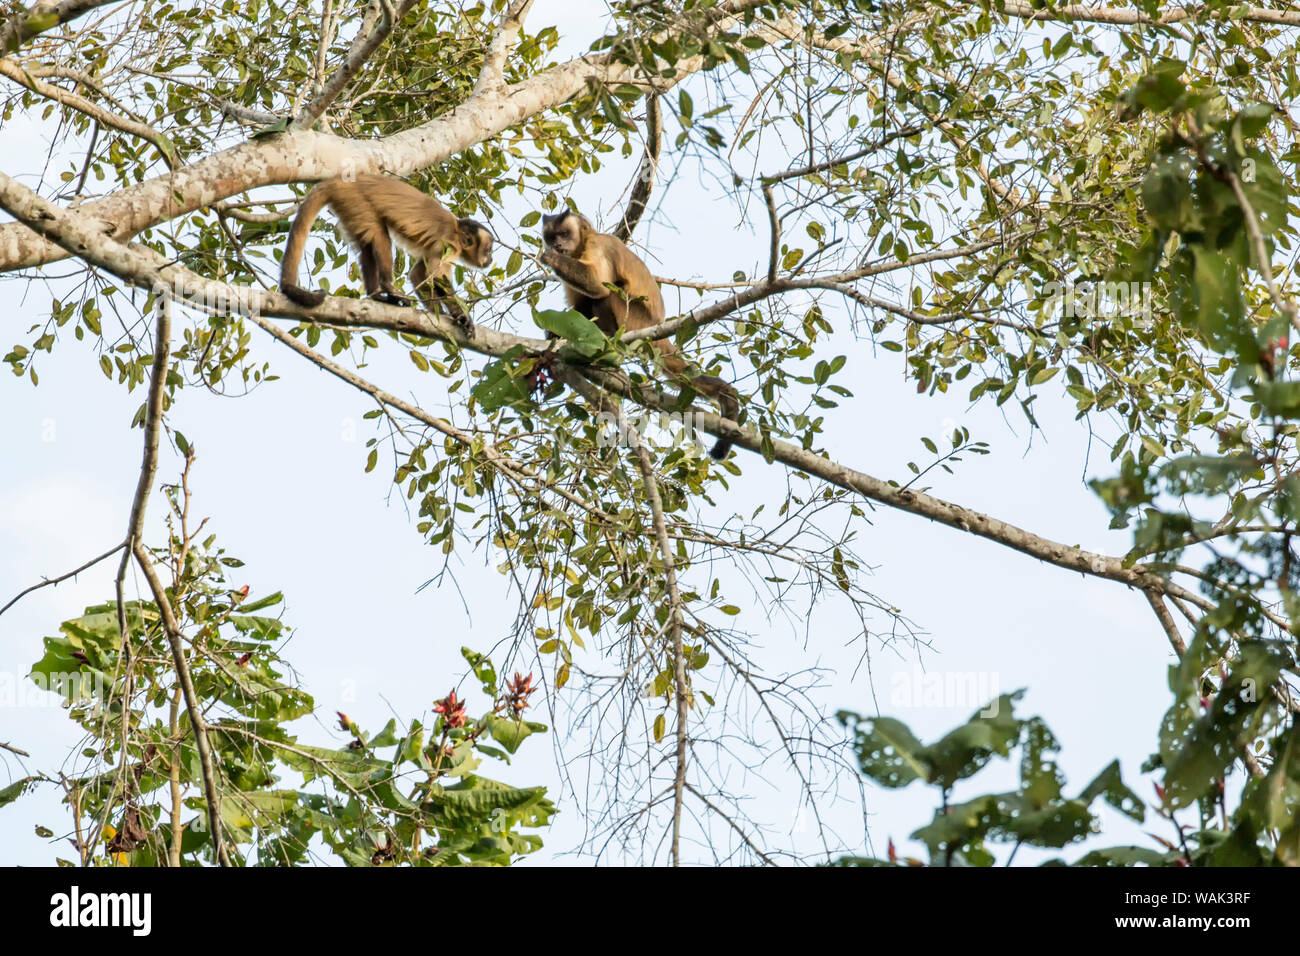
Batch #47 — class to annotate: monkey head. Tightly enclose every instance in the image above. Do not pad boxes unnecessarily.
[541,210,589,257]
[457,219,494,269]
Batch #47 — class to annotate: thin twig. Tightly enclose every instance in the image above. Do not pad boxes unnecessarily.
[0,541,125,618]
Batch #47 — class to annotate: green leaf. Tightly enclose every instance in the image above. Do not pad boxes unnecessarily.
[838,712,930,788]
[238,591,283,613]
[486,715,540,755]
[532,308,607,359]
[0,776,40,809]
[1141,153,1198,232]
[472,355,531,413]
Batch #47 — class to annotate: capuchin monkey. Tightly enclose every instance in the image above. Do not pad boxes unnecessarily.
[540,210,740,460]
[280,174,493,331]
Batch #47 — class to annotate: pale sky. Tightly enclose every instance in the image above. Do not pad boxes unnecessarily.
[0,0,1178,865]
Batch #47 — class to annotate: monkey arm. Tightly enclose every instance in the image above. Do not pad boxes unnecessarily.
[410,258,473,332]
[540,248,611,300]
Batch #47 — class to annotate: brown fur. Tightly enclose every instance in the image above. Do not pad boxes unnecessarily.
[541,210,739,459]
[280,175,492,330]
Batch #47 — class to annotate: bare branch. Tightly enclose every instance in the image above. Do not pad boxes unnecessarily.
[312,0,338,98]
[1144,589,1187,656]
[761,181,779,284]
[623,232,1034,346]
[763,124,924,185]
[0,541,125,618]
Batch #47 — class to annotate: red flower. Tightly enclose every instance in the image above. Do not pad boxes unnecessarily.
[505,672,536,718]
[433,690,468,729]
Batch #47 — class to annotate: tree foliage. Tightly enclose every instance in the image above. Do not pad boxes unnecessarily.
[1,0,1299,865]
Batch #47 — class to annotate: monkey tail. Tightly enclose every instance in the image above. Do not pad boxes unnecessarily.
[693,374,739,460]
[280,182,333,307]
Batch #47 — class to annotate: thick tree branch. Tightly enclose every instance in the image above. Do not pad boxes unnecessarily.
[0,0,772,272]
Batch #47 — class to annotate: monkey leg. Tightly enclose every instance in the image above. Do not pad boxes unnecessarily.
[359,245,380,296]
[410,259,474,333]
[367,232,411,307]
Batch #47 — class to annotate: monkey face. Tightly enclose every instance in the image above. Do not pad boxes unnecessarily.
[459,220,494,269]
[542,211,584,256]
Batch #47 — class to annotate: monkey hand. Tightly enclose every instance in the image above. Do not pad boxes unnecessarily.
[372,290,412,307]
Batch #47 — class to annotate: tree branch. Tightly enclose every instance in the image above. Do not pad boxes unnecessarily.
[0,58,177,165]
[0,0,125,52]
[1144,588,1186,656]
[613,94,661,243]
[626,409,689,867]
[133,540,234,865]
[472,0,535,98]
[0,170,1196,616]
[291,0,420,130]
[995,1,1300,28]
[0,541,125,618]
[0,0,773,272]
